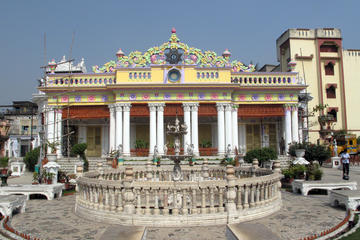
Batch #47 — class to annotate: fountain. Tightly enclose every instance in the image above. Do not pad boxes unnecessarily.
[161,115,193,181]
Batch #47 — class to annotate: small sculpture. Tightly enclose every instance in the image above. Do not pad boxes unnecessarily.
[226,144,232,156]
[187,143,194,156]
[163,143,168,155]
[154,145,159,158]
[333,139,338,157]
[118,144,123,156]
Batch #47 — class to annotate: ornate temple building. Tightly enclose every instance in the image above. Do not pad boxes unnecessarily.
[34,28,306,158]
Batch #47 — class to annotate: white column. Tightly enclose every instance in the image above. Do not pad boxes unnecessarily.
[284,105,292,153]
[115,104,123,149]
[291,105,299,143]
[122,103,131,156]
[101,126,106,157]
[183,103,191,150]
[216,103,225,155]
[108,104,116,152]
[148,103,157,156]
[157,103,165,155]
[55,109,62,157]
[191,103,199,156]
[46,107,55,154]
[232,105,239,152]
[225,104,233,153]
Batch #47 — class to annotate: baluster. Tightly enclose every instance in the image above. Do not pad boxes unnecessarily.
[182,189,188,215]
[89,186,94,208]
[99,186,105,210]
[94,186,99,210]
[218,187,225,213]
[260,184,265,205]
[144,187,151,215]
[191,187,197,214]
[116,188,123,212]
[163,189,169,215]
[104,187,110,211]
[243,185,249,209]
[209,187,215,213]
[153,188,160,215]
[135,188,142,214]
[236,186,243,210]
[110,187,116,211]
[255,184,260,206]
[201,188,207,214]
[250,185,255,208]
[264,183,269,203]
[172,188,179,215]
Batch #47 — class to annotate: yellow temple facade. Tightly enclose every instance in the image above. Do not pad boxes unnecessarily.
[36,28,306,158]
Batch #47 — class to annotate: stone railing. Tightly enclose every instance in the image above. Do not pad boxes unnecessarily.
[75,163,282,226]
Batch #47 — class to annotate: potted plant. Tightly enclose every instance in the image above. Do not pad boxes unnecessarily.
[134,139,149,156]
[32,172,39,185]
[46,141,59,162]
[45,172,55,184]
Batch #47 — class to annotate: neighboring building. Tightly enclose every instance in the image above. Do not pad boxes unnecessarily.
[2,101,38,157]
[35,28,305,159]
[276,28,360,142]
[0,115,10,157]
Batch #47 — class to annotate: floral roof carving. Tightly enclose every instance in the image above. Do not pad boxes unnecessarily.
[92,29,255,73]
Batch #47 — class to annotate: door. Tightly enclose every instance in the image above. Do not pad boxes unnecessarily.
[86,126,102,157]
[246,124,261,151]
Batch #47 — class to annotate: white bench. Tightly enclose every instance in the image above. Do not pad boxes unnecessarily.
[0,195,26,217]
[0,184,63,200]
[329,190,360,210]
[292,180,357,196]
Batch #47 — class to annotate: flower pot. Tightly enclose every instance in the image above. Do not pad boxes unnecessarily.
[295,149,305,158]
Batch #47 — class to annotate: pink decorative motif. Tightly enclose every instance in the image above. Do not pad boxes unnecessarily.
[61,96,69,102]
[211,93,218,100]
[238,95,246,101]
[143,94,150,100]
[154,92,159,97]
[171,27,176,33]
[120,93,125,97]
[265,94,272,101]
[177,93,184,100]
[75,96,81,102]
[88,95,95,102]
[222,92,227,97]
[150,55,157,64]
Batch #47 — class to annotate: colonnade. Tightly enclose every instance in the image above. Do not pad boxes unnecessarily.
[108,103,131,156]
[216,103,238,155]
[283,104,299,152]
[45,106,62,157]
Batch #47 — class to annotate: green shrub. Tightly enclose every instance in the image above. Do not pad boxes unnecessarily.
[0,157,9,168]
[135,139,148,149]
[23,147,40,172]
[244,147,277,166]
[306,163,323,180]
[71,143,88,171]
[288,142,331,164]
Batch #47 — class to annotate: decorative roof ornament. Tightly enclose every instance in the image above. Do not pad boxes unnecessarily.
[92,29,256,73]
[116,48,125,60]
[48,59,57,74]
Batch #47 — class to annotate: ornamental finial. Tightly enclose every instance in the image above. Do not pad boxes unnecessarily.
[171,27,176,33]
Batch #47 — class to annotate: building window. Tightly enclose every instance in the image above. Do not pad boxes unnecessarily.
[320,44,338,52]
[328,109,338,122]
[325,62,334,75]
[326,85,336,98]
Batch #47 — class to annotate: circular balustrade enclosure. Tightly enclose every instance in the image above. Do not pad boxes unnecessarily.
[75,164,282,226]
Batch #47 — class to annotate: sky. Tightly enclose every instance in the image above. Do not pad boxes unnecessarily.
[0,0,359,105]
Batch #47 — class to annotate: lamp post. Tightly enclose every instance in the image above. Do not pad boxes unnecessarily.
[36,129,45,174]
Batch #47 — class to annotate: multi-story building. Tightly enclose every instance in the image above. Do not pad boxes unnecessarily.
[35,28,305,159]
[2,101,38,157]
[0,115,10,157]
[276,28,360,142]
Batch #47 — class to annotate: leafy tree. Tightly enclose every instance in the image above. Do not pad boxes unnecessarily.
[244,147,277,166]
[24,147,40,172]
[71,143,88,171]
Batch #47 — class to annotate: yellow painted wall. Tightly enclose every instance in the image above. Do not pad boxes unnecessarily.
[343,50,360,136]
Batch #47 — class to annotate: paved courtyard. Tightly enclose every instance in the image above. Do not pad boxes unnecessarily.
[8,167,360,240]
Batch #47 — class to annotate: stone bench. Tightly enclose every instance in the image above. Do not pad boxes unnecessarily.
[0,184,63,200]
[0,195,26,217]
[329,190,360,210]
[292,180,357,196]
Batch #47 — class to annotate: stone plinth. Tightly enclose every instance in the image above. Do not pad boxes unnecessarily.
[292,180,357,196]
[43,161,61,184]
[329,190,360,210]
[0,183,63,200]
[331,157,341,168]
[10,161,26,177]
[0,195,26,217]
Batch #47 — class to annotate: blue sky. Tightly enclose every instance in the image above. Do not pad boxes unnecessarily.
[0,0,359,105]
